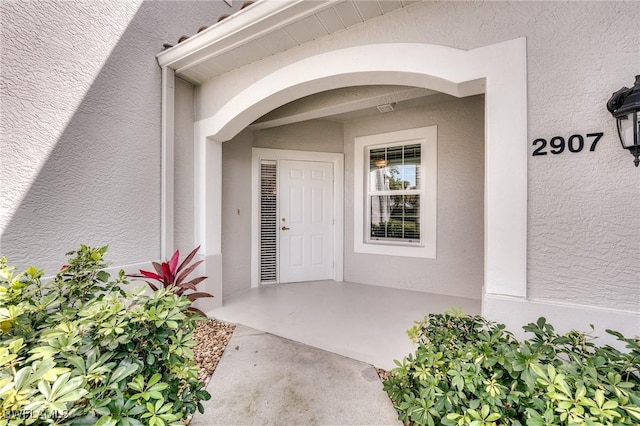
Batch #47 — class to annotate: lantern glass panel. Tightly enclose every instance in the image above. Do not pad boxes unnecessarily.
[637,111,640,146]
[617,112,638,148]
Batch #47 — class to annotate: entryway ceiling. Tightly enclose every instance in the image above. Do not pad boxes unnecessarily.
[250,85,457,130]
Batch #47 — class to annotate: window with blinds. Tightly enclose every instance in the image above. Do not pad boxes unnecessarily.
[367,143,422,244]
[259,161,277,284]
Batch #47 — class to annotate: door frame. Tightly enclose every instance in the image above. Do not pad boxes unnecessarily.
[251,147,344,287]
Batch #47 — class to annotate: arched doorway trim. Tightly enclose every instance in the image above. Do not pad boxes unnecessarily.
[194,38,528,307]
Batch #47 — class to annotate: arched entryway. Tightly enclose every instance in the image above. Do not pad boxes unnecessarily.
[190,39,528,314]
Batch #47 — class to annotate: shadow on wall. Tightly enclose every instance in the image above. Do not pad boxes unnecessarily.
[1,1,239,274]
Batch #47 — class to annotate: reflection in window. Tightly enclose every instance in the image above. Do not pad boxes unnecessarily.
[368,144,422,243]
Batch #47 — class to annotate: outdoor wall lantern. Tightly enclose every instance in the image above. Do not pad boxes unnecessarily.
[607,75,640,167]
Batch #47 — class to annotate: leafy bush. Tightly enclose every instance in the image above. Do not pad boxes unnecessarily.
[0,245,210,425]
[383,311,640,426]
[129,246,213,316]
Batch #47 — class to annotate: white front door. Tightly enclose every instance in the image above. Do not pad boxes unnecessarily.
[278,160,334,283]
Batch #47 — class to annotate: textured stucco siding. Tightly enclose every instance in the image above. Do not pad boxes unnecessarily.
[200,1,639,313]
[174,77,196,252]
[1,1,238,273]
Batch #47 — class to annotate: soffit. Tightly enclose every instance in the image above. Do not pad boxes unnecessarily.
[250,85,451,130]
[156,0,421,84]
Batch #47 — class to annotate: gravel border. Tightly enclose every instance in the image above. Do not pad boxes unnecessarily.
[193,318,236,385]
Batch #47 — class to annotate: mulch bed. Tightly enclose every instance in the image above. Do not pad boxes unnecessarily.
[376,367,391,381]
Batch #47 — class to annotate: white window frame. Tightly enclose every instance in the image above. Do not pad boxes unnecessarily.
[354,126,437,259]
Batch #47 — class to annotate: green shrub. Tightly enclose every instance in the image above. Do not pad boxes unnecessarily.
[0,245,210,425]
[383,311,640,426]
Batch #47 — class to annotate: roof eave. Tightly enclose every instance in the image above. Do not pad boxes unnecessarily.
[156,0,338,78]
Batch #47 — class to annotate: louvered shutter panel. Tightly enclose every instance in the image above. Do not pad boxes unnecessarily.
[260,161,277,284]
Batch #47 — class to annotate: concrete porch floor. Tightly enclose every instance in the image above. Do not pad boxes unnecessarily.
[206,281,481,370]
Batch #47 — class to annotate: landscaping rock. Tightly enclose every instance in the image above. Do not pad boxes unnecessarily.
[193,318,236,384]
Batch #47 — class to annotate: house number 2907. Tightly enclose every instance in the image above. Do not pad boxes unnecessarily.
[532,132,603,156]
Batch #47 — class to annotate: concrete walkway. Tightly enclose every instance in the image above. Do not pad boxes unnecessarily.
[190,325,402,425]
[206,280,481,371]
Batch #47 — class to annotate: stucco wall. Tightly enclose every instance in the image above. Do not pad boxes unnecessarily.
[344,96,484,299]
[221,129,253,298]
[1,1,238,273]
[199,1,639,313]
[174,77,196,252]
[254,120,345,153]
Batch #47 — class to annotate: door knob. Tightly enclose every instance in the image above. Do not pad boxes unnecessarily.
[281,226,290,231]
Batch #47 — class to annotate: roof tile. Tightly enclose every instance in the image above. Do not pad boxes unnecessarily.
[163,0,257,50]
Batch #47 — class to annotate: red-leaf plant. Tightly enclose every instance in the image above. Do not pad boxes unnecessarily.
[130,246,213,316]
